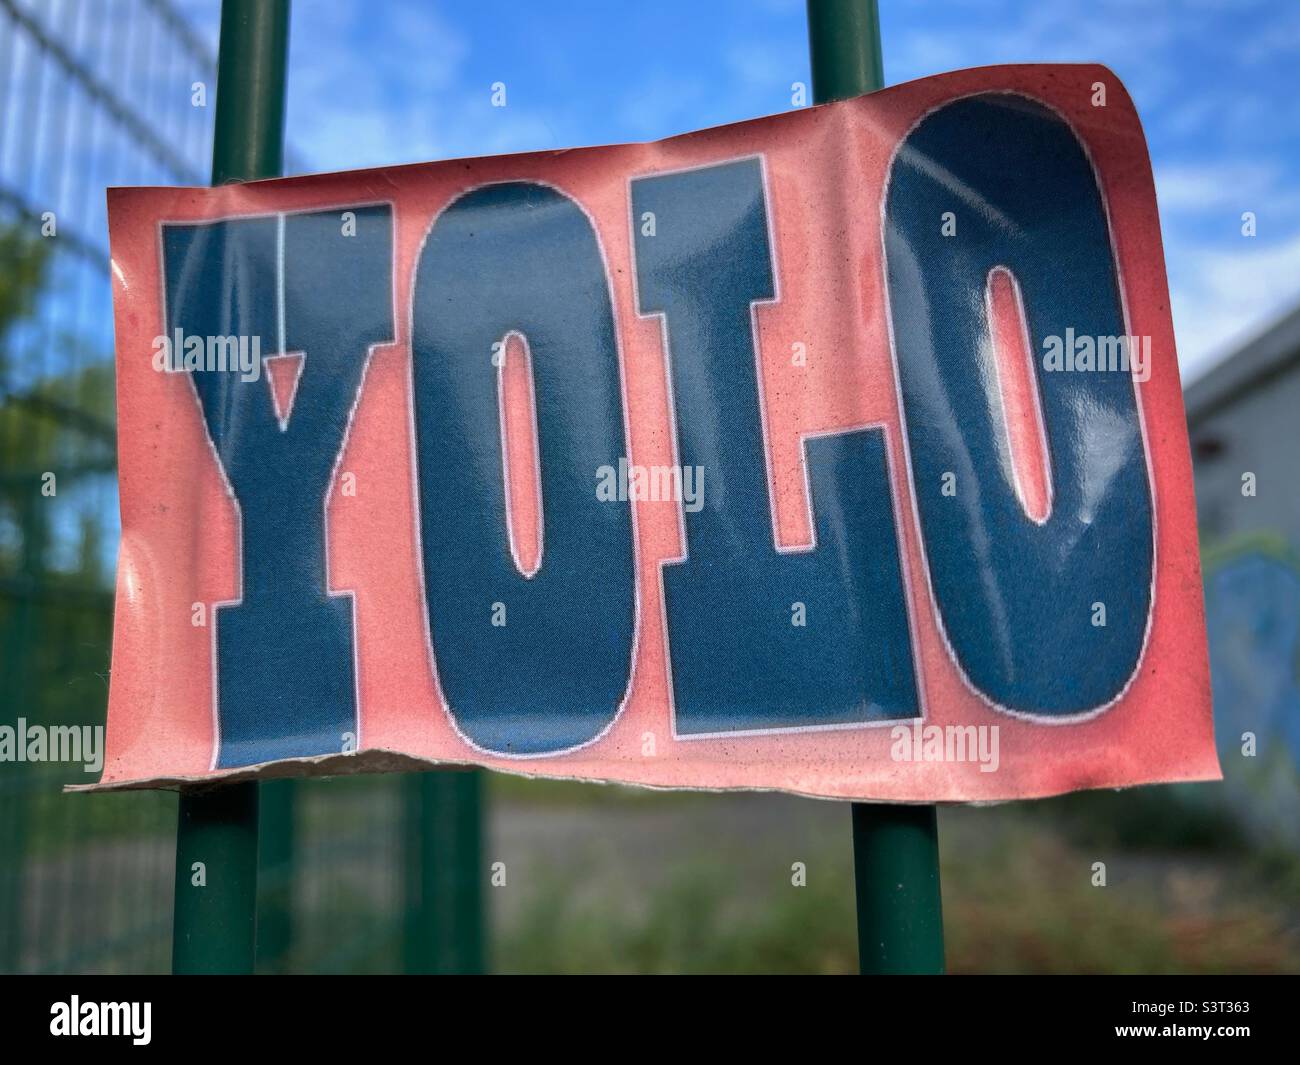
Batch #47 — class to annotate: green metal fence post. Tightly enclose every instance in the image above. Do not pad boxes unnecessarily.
[173,782,260,973]
[807,0,884,105]
[172,0,291,976]
[402,770,486,974]
[256,779,297,972]
[850,802,944,973]
[805,0,946,975]
[208,0,290,188]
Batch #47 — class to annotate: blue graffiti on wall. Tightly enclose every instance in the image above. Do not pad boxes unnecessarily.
[1203,542,1300,844]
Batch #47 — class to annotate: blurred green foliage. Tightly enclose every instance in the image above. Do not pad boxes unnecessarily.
[488,779,1300,975]
[0,225,50,376]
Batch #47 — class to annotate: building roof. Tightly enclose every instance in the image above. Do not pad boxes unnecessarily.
[1184,302,1300,425]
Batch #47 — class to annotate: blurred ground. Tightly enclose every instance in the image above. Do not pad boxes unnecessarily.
[8,772,1298,974]
[487,778,1300,974]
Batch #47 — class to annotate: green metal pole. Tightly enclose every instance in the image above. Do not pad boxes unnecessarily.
[402,770,486,974]
[209,0,290,186]
[850,803,944,973]
[256,779,297,972]
[173,782,260,973]
[172,0,290,976]
[807,0,884,106]
[805,0,945,975]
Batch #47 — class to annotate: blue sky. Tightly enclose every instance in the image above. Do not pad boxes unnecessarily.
[172,0,1300,380]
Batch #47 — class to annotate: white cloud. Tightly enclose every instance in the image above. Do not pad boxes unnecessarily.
[1155,161,1283,213]
[1170,230,1300,380]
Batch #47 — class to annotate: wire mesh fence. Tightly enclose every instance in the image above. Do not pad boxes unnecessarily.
[0,0,464,975]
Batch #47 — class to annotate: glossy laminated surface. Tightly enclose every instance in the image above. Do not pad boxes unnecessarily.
[96,64,1218,799]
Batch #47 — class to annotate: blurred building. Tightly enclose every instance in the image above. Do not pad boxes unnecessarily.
[1186,305,1300,847]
